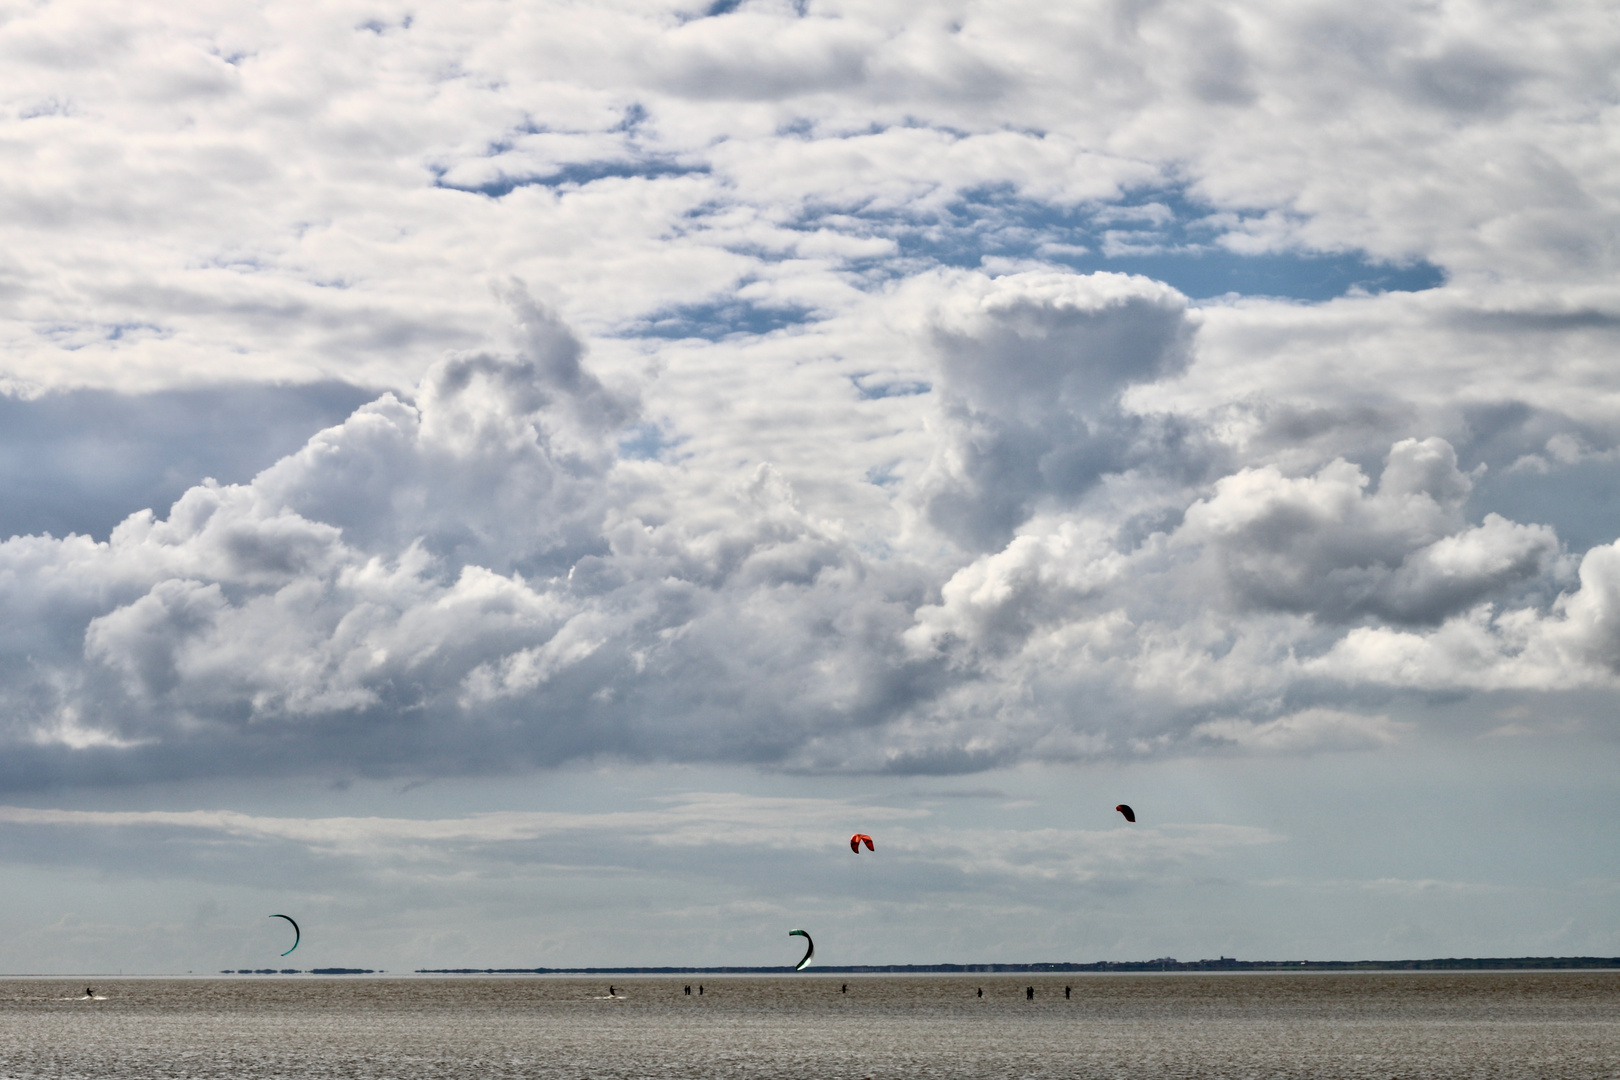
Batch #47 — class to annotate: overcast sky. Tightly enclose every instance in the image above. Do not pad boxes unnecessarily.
[0,0,1618,974]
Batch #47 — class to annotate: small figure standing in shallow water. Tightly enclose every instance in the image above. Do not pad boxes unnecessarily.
[84,988,94,999]
[1065,986,1071,999]
[976,988,982,998]
[1026,986,1034,1000]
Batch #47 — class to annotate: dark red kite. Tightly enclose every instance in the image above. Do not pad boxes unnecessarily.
[849,833,875,853]
[1114,805,1135,823]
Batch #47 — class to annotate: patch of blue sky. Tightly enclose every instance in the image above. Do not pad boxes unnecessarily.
[358,14,411,34]
[434,159,708,199]
[864,463,902,488]
[618,422,683,462]
[18,96,73,120]
[850,373,931,400]
[699,0,808,14]
[1084,248,1443,300]
[813,184,1445,301]
[105,322,168,342]
[629,298,819,341]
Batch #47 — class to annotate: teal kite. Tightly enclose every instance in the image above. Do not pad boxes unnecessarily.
[269,914,300,956]
[789,928,813,971]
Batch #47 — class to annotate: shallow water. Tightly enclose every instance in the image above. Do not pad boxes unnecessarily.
[0,972,1616,1078]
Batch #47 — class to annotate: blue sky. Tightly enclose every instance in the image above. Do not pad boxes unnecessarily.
[0,0,1618,973]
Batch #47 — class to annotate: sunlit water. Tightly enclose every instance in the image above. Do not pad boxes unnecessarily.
[0,972,1616,1078]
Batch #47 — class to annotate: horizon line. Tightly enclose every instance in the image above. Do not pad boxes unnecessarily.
[409,956,1620,975]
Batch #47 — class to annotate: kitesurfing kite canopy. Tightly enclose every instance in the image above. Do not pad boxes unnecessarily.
[789,928,814,971]
[849,833,874,853]
[269,914,300,956]
[1115,804,1135,823]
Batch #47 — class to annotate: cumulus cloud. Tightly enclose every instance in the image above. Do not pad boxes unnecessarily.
[1308,535,1620,692]
[0,0,1616,791]
[1177,437,1560,624]
[0,265,1608,787]
[915,270,1195,550]
[0,293,932,781]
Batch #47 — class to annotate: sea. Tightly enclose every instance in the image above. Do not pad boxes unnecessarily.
[0,971,1615,1078]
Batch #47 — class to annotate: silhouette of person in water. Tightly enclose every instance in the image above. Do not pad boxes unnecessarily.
[609,986,617,997]
[841,984,847,994]
[684,985,691,996]
[1026,986,1034,1000]
[698,985,704,995]
[976,987,982,998]
[85,988,94,999]
[1064,986,1070,999]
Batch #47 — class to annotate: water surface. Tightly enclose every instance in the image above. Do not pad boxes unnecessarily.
[1,971,1615,1078]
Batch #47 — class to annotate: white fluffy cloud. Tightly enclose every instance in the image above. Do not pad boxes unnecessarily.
[0,0,1618,788]
[0,273,1607,784]
[1177,437,1560,624]
[0,0,1616,391]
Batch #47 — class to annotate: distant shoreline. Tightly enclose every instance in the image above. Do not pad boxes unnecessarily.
[412,957,1620,975]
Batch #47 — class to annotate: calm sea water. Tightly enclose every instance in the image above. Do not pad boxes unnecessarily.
[0,972,1615,1078]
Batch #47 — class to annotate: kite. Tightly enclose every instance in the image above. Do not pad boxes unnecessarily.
[269,914,301,956]
[789,928,814,971]
[1115,805,1135,823]
[849,833,874,853]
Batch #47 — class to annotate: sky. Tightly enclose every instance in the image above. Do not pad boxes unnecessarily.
[0,0,1618,974]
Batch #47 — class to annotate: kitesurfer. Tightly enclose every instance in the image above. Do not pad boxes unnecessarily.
[85,987,94,999]
[609,985,616,997]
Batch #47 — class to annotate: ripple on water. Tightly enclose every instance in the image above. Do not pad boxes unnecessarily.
[0,972,1616,1079]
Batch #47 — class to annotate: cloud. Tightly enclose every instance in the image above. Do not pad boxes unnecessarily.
[1176,437,1560,624]
[0,794,1276,888]
[0,793,925,855]
[913,270,1195,550]
[0,0,1615,790]
[649,9,877,101]
[0,267,1603,787]
[1191,708,1408,753]
[1308,535,1620,693]
[0,0,1611,396]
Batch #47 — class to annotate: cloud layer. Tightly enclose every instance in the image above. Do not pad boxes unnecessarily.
[0,271,1616,786]
[1,0,1619,789]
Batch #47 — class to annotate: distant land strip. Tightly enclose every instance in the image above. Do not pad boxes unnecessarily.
[413,956,1620,974]
[219,968,377,975]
